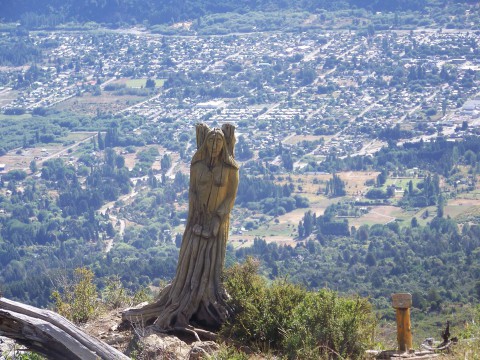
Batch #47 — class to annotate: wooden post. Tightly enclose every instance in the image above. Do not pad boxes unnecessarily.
[392,293,413,352]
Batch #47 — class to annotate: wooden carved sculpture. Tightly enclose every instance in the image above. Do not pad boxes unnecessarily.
[123,123,239,334]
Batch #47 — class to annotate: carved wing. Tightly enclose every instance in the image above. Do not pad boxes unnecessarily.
[221,123,236,158]
[195,123,211,150]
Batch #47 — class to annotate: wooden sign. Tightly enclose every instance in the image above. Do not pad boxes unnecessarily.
[392,293,412,309]
[392,293,413,351]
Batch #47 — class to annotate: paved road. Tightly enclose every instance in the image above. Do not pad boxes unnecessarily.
[0,87,12,96]
[97,156,180,252]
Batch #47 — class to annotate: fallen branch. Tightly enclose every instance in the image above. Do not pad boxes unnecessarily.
[0,297,129,360]
[421,341,452,352]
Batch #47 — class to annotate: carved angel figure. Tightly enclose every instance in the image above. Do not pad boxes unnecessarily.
[124,123,239,332]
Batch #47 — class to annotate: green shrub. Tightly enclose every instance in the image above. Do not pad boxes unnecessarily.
[283,290,375,359]
[222,258,375,359]
[3,351,45,359]
[52,267,99,324]
[454,305,480,359]
[211,344,249,360]
[102,276,151,309]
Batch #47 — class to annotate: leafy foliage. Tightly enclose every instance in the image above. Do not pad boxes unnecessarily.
[236,213,480,316]
[0,37,41,66]
[284,290,375,359]
[1,0,477,30]
[222,258,375,358]
[102,276,150,310]
[213,344,249,360]
[325,173,346,197]
[1,349,45,360]
[236,173,308,216]
[52,267,99,324]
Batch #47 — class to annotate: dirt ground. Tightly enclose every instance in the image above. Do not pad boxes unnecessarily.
[229,234,298,248]
[0,89,18,107]
[283,134,324,145]
[0,132,95,173]
[276,171,379,197]
[55,92,146,116]
[348,205,400,227]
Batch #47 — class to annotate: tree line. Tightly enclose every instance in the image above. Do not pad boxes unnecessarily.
[236,214,480,313]
[1,0,471,27]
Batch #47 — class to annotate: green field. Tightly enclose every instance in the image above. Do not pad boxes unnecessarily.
[125,78,165,88]
[385,177,422,190]
[60,132,96,142]
[0,114,32,121]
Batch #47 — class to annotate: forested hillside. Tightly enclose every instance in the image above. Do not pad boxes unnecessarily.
[0,0,476,27]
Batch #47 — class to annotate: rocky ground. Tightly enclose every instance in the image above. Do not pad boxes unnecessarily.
[81,310,221,359]
[0,310,222,360]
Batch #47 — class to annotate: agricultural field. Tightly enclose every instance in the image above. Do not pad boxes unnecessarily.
[51,78,164,116]
[0,89,19,108]
[283,134,324,145]
[0,131,96,173]
[444,198,480,223]
[229,167,480,246]
[124,78,165,88]
[0,113,31,121]
[55,91,147,116]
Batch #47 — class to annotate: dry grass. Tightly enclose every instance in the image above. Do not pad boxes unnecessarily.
[0,132,95,172]
[349,206,400,227]
[125,78,165,88]
[0,89,20,107]
[55,92,146,116]
[276,205,331,223]
[119,150,137,171]
[229,234,298,248]
[276,171,380,198]
[444,198,480,221]
[283,134,324,145]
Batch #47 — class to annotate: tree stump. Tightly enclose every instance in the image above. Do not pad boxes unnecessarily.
[123,123,239,334]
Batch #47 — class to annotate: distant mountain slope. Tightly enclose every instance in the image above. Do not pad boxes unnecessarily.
[0,0,474,26]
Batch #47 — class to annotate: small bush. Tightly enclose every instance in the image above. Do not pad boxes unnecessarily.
[222,258,375,359]
[52,267,99,324]
[102,276,151,309]
[454,305,480,359]
[223,259,305,351]
[212,344,249,360]
[283,290,375,359]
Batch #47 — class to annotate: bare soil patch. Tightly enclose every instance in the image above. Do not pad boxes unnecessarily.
[0,89,18,107]
[349,205,400,227]
[229,234,297,248]
[0,132,94,172]
[444,198,480,220]
[283,134,324,145]
[277,171,379,197]
[55,92,146,116]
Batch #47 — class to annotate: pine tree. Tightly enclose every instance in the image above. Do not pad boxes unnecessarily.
[303,211,313,237]
[298,221,305,238]
[97,131,105,150]
[161,154,172,173]
[104,127,118,148]
[29,160,37,173]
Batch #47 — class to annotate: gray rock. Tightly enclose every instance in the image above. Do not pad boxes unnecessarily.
[188,341,220,360]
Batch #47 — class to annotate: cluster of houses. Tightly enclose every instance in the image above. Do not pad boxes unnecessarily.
[0,28,479,167]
